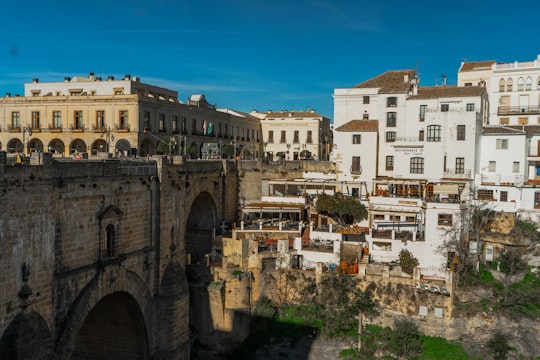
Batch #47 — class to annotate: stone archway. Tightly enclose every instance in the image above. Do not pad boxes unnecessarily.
[48,138,65,155]
[69,139,87,155]
[7,138,22,153]
[54,269,153,360]
[140,138,153,156]
[27,138,44,153]
[115,139,131,156]
[72,292,148,360]
[185,192,218,266]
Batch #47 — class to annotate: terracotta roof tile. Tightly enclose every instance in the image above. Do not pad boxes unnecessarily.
[482,126,525,135]
[506,125,540,135]
[335,119,378,132]
[459,60,496,72]
[353,70,415,93]
[408,86,485,99]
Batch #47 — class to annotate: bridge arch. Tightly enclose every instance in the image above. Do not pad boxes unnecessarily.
[185,191,218,265]
[54,268,153,360]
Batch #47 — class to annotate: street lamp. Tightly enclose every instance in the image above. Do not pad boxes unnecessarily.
[22,127,32,155]
[100,127,114,154]
[263,142,268,164]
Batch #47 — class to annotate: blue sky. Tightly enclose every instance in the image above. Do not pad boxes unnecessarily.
[1,0,539,119]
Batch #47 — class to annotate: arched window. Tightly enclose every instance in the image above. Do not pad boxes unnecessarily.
[526,77,532,91]
[506,78,513,92]
[517,77,524,91]
[105,224,116,258]
[426,125,441,142]
[499,78,505,92]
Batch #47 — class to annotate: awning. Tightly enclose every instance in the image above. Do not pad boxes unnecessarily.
[433,184,459,194]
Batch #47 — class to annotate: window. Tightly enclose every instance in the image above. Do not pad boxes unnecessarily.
[499,117,509,125]
[488,161,496,172]
[427,125,441,142]
[466,103,475,112]
[351,156,361,174]
[406,216,416,222]
[500,191,508,202]
[159,113,165,132]
[293,130,299,143]
[53,111,62,128]
[499,79,505,92]
[143,111,151,131]
[306,130,313,143]
[11,111,20,129]
[119,110,128,129]
[410,157,424,174]
[181,117,187,134]
[517,77,524,91]
[223,123,228,137]
[386,112,396,127]
[387,97,397,107]
[441,104,449,112]
[535,191,540,209]
[496,139,508,149]
[268,130,274,143]
[386,156,394,171]
[477,189,494,200]
[104,224,116,258]
[363,96,370,104]
[280,130,286,143]
[419,130,424,141]
[419,105,427,121]
[191,118,197,133]
[73,111,82,129]
[455,158,465,174]
[386,131,396,142]
[374,214,385,220]
[518,117,528,125]
[31,111,40,129]
[526,77,532,91]
[457,125,466,140]
[362,112,369,120]
[96,111,104,129]
[438,214,453,226]
[506,78,513,92]
[172,115,178,132]
[352,134,361,144]
[513,161,520,173]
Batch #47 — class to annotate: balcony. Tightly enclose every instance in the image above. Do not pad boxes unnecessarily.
[70,126,84,133]
[443,168,471,179]
[8,126,21,133]
[115,124,130,132]
[92,125,106,133]
[498,106,540,115]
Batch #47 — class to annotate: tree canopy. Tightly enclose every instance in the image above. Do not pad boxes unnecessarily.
[315,192,367,224]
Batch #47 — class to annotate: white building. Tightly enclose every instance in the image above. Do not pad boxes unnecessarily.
[458,54,540,126]
[254,110,332,162]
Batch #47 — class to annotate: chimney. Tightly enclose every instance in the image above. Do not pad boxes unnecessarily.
[5,92,10,97]
[107,75,114,81]
[411,77,419,96]
[124,74,131,80]
[89,72,95,81]
[64,77,71,82]
[32,78,39,83]
[404,72,409,83]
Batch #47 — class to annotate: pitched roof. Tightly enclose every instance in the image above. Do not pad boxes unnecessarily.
[459,60,496,72]
[507,125,540,135]
[353,70,415,93]
[335,120,378,132]
[408,86,485,99]
[482,126,525,135]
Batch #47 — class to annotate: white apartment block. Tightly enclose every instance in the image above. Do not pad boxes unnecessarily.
[458,54,540,126]
[333,69,489,277]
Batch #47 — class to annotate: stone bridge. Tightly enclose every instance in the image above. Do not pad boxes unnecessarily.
[0,154,239,359]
